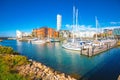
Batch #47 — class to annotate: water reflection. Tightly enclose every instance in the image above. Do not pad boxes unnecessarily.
[16,40,23,52]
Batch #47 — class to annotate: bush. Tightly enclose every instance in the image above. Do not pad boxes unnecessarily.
[0,46,19,55]
[0,71,27,80]
[0,46,30,80]
[0,55,29,80]
[12,55,29,66]
[3,55,29,66]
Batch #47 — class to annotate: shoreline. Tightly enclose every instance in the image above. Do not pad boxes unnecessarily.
[0,46,77,80]
[0,54,77,80]
[17,58,77,80]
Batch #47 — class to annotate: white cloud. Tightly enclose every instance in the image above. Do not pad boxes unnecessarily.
[65,24,71,29]
[103,26,120,29]
[65,24,97,32]
[65,23,120,33]
[110,22,120,25]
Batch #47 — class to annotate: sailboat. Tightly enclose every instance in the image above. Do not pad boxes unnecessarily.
[62,6,83,51]
[32,40,45,44]
[31,38,46,44]
[92,16,104,46]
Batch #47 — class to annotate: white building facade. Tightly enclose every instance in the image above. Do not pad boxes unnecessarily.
[73,29,96,38]
[16,30,22,39]
[16,30,30,39]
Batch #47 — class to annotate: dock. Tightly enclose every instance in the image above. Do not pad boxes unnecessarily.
[80,40,117,57]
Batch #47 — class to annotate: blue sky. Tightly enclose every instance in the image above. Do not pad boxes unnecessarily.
[0,0,120,37]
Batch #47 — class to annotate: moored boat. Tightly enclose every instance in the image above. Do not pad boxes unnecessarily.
[62,42,81,51]
[0,39,3,42]
[46,38,52,43]
[32,40,46,44]
[51,38,60,42]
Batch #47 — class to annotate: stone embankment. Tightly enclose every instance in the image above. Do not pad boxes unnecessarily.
[17,60,76,80]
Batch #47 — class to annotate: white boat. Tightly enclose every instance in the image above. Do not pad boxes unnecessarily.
[0,39,3,42]
[62,42,81,51]
[28,38,38,43]
[51,39,60,42]
[92,43,100,47]
[62,6,87,51]
[92,39,105,47]
[32,40,45,44]
[46,38,52,43]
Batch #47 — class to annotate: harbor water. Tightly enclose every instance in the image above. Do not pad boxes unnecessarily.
[0,40,120,80]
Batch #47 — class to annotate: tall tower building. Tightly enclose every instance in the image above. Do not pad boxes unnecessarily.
[57,14,62,31]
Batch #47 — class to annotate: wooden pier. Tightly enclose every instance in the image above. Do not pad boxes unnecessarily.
[80,41,117,57]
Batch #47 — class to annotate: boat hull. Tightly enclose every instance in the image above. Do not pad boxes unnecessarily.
[32,40,45,44]
[62,44,81,51]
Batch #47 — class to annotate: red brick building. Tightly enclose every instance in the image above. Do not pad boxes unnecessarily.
[32,27,59,39]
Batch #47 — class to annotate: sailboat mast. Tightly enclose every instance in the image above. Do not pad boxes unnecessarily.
[73,6,75,27]
[76,9,78,31]
[72,6,75,43]
[95,16,98,40]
